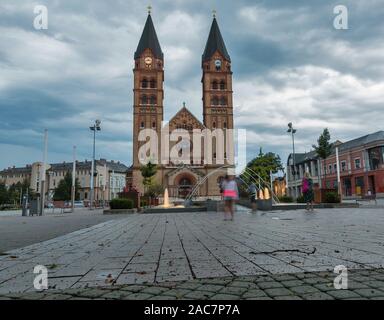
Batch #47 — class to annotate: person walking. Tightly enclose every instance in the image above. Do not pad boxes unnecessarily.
[222,174,239,221]
[302,172,314,212]
[247,182,257,213]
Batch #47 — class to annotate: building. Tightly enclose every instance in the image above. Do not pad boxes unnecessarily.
[0,159,129,202]
[287,131,384,199]
[130,11,235,197]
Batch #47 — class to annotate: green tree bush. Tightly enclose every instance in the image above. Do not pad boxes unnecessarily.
[145,184,164,198]
[53,172,80,201]
[278,195,293,203]
[0,182,7,205]
[313,128,332,187]
[140,161,157,193]
[324,192,340,203]
[241,148,283,186]
[110,198,133,209]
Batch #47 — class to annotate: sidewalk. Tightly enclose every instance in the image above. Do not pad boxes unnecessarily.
[1,208,384,297]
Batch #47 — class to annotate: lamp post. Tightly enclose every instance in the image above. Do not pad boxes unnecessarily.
[287,123,297,198]
[71,146,77,212]
[89,120,101,210]
[40,129,48,216]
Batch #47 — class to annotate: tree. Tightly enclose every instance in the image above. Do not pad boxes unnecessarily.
[140,161,157,192]
[145,184,164,198]
[53,172,80,201]
[312,128,332,188]
[7,183,21,205]
[241,151,284,186]
[0,181,7,205]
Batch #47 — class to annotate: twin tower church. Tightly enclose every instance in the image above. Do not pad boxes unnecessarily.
[130,11,235,197]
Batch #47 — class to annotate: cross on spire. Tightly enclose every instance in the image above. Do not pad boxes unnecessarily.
[183,102,186,107]
[212,9,216,18]
[147,5,152,14]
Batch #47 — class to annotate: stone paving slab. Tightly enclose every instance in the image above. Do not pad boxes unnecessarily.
[1,208,384,295]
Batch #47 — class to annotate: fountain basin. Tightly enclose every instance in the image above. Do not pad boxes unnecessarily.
[142,206,206,214]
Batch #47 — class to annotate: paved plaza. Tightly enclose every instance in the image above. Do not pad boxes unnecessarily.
[1,207,384,299]
[0,209,126,252]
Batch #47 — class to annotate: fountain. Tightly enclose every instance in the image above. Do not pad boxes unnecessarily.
[142,187,206,213]
[264,187,270,200]
[154,187,185,209]
[163,188,170,208]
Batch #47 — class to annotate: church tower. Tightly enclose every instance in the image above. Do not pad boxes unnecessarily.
[132,10,164,191]
[132,10,164,167]
[202,14,234,165]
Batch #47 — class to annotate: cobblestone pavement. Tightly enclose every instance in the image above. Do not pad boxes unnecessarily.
[2,268,384,300]
[1,207,384,298]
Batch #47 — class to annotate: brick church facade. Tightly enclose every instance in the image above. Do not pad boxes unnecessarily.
[130,12,235,198]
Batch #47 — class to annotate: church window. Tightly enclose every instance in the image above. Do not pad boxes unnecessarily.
[141,78,148,88]
[220,97,227,106]
[140,122,145,129]
[212,96,219,106]
[150,78,156,88]
[141,95,148,105]
[212,121,216,128]
[224,122,227,128]
[152,122,156,128]
[220,81,226,90]
[212,80,218,90]
[150,95,157,105]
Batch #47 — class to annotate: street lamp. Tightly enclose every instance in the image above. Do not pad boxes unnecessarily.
[287,122,297,198]
[89,120,101,210]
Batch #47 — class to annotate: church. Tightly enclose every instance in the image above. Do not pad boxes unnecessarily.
[130,10,235,198]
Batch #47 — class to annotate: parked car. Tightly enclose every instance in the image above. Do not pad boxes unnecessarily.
[74,201,84,208]
[46,202,54,208]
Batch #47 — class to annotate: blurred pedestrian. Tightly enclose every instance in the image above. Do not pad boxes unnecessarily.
[222,174,239,221]
[302,172,314,212]
[247,182,258,212]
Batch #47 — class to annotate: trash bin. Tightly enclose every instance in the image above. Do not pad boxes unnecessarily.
[22,195,28,216]
[29,199,40,216]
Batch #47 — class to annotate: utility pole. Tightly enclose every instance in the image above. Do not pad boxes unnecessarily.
[89,120,101,210]
[40,129,48,216]
[336,146,342,202]
[287,123,297,198]
[71,146,77,212]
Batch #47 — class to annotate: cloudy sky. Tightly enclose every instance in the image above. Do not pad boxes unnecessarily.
[1,0,383,170]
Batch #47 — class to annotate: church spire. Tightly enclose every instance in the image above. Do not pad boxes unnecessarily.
[202,15,230,62]
[134,11,163,60]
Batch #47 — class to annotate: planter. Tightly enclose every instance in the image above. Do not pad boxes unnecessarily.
[314,188,338,203]
[206,199,220,211]
[257,198,273,211]
[103,208,137,215]
[141,197,160,207]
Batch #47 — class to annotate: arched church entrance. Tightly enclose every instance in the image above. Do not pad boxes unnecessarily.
[175,173,196,198]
